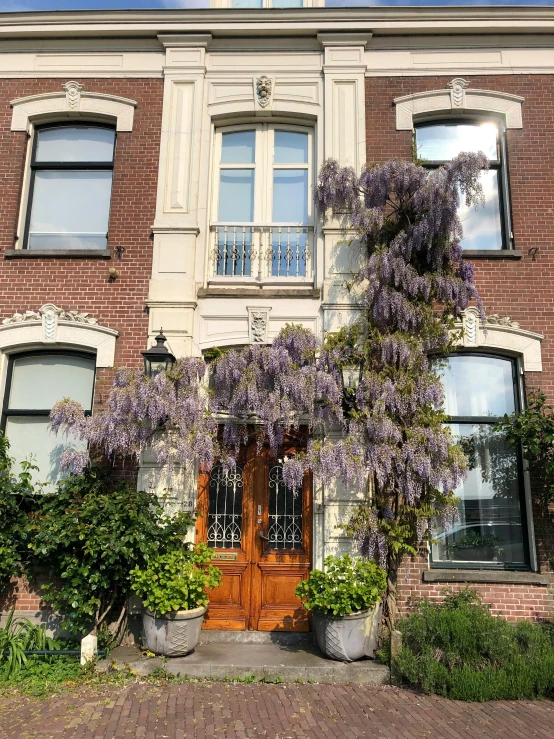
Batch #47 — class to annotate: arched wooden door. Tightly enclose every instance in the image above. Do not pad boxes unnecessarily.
[196,440,312,631]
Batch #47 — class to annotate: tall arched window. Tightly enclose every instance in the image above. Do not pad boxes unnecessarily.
[211,123,313,282]
[24,124,115,251]
[1,352,96,490]
[415,120,511,252]
[432,354,529,569]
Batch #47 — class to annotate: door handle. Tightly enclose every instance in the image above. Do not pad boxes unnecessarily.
[259,530,270,541]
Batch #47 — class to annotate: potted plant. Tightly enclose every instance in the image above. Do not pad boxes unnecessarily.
[448,532,504,562]
[295,554,386,662]
[129,543,222,657]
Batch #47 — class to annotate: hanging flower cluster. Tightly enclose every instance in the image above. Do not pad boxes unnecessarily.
[212,324,344,466]
[50,358,217,475]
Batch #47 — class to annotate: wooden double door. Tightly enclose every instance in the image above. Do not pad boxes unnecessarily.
[196,442,312,631]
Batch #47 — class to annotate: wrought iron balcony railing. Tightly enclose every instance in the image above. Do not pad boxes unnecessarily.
[210,223,313,281]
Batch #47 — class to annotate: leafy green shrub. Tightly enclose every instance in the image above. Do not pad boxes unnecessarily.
[129,543,222,616]
[295,554,386,617]
[27,466,195,636]
[391,589,554,701]
[0,433,36,585]
[0,607,58,678]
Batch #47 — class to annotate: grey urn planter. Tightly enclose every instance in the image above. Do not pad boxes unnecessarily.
[143,606,206,657]
[313,602,382,662]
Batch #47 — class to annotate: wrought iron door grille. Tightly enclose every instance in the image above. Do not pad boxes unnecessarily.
[267,464,302,549]
[207,464,243,549]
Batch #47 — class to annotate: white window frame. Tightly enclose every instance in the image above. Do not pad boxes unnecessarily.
[210,122,314,285]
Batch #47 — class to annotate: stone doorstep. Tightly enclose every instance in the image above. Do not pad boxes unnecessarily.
[97,642,390,685]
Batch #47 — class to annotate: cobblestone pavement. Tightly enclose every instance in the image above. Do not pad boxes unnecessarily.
[1,682,554,739]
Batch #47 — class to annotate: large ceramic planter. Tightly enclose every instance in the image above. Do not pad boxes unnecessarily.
[313,602,382,662]
[143,605,206,657]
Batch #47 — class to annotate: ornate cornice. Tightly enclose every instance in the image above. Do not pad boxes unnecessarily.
[2,304,99,326]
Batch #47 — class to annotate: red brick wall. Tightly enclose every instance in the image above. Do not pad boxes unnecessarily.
[366,74,554,620]
[0,77,163,611]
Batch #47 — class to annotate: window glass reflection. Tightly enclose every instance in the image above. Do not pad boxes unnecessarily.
[440,355,516,418]
[433,355,526,569]
[458,170,503,251]
[431,424,525,566]
[221,131,255,164]
[416,123,498,162]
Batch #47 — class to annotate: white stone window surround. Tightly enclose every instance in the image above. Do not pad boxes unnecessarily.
[209,121,315,286]
[10,82,137,254]
[393,79,524,131]
[0,305,119,370]
[457,307,543,373]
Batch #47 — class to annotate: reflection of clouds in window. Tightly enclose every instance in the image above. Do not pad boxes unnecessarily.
[416,122,498,162]
[458,171,502,251]
[440,355,516,418]
[3,354,95,493]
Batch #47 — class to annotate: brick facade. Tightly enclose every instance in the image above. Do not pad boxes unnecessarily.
[0,77,164,614]
[366,74,554,619]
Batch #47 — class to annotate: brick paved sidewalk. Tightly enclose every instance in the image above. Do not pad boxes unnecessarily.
[1,682,554,739]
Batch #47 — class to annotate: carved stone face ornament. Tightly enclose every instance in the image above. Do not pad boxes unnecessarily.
[256,76,272,109]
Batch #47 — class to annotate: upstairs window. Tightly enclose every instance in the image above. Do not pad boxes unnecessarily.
[1,352,95,490]
[25,125,115,250]
[431,354,528,569]
[212,124,313,280]
[415,121,510,251]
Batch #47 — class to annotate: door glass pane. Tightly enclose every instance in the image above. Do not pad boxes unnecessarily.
[218,169,255,222]
[221,131,255,164]
[35,127,115,163]
[458,170,503,251]
[274,131,308,164]
[440,355,516,418]
[416,123,498,162]
[4,416,87,492]
[273,170,308,223]
[9,355,96,411]
[431,424,525,566]
[267,464,303,550]
[28,170,112,250]
[207,465,243,549]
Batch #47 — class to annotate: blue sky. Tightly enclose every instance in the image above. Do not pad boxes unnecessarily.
[1,0,554,11]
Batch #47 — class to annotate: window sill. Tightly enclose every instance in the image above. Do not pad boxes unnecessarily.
[4,249,112,260]
[198,286,321,299]
[462,250,523,260]
[423,569,549,586]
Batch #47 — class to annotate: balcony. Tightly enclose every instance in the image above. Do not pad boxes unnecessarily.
[210,223,313,284]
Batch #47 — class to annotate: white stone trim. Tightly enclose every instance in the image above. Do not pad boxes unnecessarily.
[11,81,137,132]
[394,79,524,130]
[0,305,118,367]
[457,307,543,372]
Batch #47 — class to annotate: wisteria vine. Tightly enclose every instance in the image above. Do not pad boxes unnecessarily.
[49,152,487,624]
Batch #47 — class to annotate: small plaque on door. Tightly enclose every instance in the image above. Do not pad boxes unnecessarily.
[212,552,238,561]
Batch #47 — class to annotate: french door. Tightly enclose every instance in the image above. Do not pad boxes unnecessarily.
[196,440,312,631]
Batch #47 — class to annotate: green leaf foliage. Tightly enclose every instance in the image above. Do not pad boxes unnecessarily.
[389,589,554,701]
[27,466,195,635]
[129,544,222,616]
[0,607,58,678]
[496,390,554,507]
[295,554,386,617]
[0,433,37,585]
